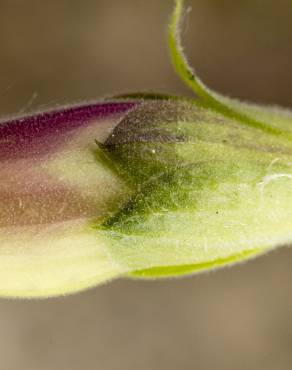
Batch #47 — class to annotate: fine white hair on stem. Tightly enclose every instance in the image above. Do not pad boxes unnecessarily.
[258,173,292,197]
[266,157,281,173]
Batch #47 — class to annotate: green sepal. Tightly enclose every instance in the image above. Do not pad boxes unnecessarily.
[94,99,292,277]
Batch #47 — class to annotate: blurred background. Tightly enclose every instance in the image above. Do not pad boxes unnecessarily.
[1,0,292,369]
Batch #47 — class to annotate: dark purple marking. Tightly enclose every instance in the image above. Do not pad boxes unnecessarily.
[0,101,137,160]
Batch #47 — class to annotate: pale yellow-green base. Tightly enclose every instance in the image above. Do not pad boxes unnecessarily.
[0,221,124,298]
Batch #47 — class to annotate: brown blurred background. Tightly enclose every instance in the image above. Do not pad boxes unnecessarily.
[1,0,292,369]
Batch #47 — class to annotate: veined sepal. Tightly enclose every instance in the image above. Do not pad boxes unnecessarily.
[94,100,292,278]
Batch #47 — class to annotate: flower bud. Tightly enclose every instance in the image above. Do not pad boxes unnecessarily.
[1,0,292,297]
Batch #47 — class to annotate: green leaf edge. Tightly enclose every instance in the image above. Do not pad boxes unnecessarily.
[128,247,268,279]
[169,0,292,139]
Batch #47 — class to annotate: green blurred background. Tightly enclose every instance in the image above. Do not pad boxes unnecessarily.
[1,1,292,369]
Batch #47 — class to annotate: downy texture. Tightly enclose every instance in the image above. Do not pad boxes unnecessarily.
[0,0,292,297]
